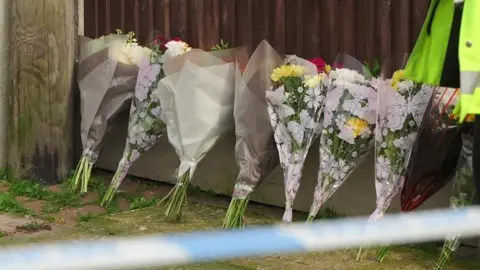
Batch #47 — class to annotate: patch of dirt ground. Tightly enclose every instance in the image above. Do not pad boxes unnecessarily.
[1,170,479,269]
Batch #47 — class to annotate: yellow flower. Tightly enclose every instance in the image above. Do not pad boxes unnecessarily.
[450,112,475,122]
[391,69,405,90]
[465,114,475,122]
[303,74,324,88]
[347,118,369,137]
[271,64,305,82]
[324,64,331,74]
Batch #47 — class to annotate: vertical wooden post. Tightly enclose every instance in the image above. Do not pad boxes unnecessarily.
[0,0,12,169]
[8,0,76,184]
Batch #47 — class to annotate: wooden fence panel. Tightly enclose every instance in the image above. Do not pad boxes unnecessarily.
[83,0,430,65]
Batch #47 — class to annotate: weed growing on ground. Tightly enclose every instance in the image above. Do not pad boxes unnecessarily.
[16,221,51,233]
[129,196,158,210]
[76,213,98,223]
[0,193,33,215]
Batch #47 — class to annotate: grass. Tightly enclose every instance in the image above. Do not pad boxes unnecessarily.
[0,173,479,269]
[0,201,478,270]
[0,193,33,215]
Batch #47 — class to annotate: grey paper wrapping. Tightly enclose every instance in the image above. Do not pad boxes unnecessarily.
[156,49,238,179]
[436,134,475,269]
[77,34,138,163]
[232,41,282,199]
[109,57,164,191]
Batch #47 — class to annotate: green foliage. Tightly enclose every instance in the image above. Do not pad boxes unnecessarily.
[0,193,32,215]
[210,39,230,51]
[363,58,381,78]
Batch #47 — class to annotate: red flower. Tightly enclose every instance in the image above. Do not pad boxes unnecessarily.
[308,57,326,73]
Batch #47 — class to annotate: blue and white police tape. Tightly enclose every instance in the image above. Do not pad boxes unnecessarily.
[2,206,480,270]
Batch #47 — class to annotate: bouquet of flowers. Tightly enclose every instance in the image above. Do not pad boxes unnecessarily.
[308,53,376,222]
[101,36,192,206]
[222,40,281,228]
[266,55,329,223]
[72,31,146,194]
[155,47,241,220]
[435,134,475,270]
[357,69,434,261]
[401,89,464,209]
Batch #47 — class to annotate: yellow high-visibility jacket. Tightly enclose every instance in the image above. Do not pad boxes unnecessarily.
[404,0,480,122]
[456,0,480,121]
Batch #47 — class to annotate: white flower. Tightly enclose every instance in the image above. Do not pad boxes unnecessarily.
[300,110,316,129]
[331,68,366,87]
[360,127,372,139]
[120,43,152,67]
[331,159,349,181]
[381,142,387,148]
[396,80,414,93]
[352,152,358,157]
[287,121,304,144]
[320,153,335,172]
[304,86,323,109]
[129,125,145,145]
[328,128,333,133]
[164,40,191,59]
[335,114,347,128]
[392,133,417,150]
[327,139,333,145]
[150,106,162,118]
[266,86,295,119]
[337,125,355,144]
[376,156,391,180]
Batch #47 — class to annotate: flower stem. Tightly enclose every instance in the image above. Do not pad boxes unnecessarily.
[375,245,390,262]
[223,198,249,229]
[70,157,85,193]
[434,237,458,270]
[161,170,191,221]
[80,161,93,194]
[356,245,370,262]
[306,215,315,223]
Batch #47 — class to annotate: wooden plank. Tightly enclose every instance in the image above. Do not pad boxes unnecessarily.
[302,0,321,59]
[319,0,338,62]
[9,0,75,183]
[272,0,285,55]
[219,0,235,46]
[392,0,411,54]
[203,0,220,49]
[154,0,171,39]
[0,0,12,168]
[170,0,188,40]
[187,0,204,48]
[235,0,253,53]
[376,0,392,72]
[338,0,356,57]
[355,0,376,64]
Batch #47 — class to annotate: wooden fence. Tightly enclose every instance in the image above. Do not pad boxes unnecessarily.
[83,0,430,67]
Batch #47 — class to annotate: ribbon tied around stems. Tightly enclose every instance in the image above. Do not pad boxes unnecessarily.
[176,159,197,179]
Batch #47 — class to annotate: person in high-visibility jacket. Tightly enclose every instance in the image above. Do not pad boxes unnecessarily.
[403,0,479,122]
[403,0,480,201]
